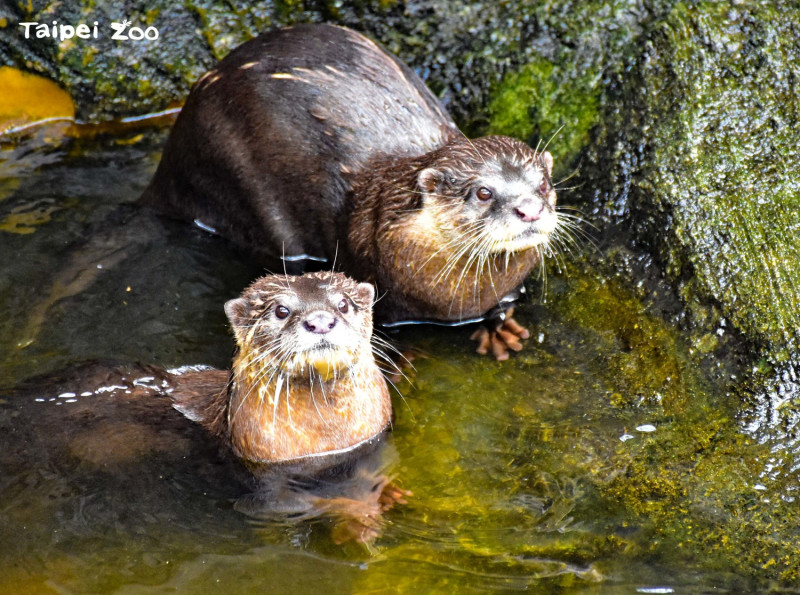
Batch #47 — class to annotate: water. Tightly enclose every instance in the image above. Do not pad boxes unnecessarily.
[0,123,771,592]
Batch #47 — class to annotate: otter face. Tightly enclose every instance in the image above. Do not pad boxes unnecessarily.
[417,136,558,254]
[224,272,375,378]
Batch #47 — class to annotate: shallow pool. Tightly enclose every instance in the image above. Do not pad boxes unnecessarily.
[0,123,785,592]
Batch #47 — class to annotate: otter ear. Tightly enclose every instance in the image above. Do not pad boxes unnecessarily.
[418,167,444,193]
[541,151,554,176]
[224,298,250,343]
[354,282,376,308]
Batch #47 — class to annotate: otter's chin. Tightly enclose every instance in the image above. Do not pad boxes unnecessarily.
[281,346,356,380]
[489,230,552,254]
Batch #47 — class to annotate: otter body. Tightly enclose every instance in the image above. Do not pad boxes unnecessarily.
[142,24,559,335]
[141,23,455,265]
[5,272,399,542]
[173,271,391,467]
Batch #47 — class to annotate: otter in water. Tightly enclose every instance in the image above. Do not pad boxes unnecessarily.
[141,23,560,359]
[171,270,392,467]
[4,271,402,543]
[171,270,404,541]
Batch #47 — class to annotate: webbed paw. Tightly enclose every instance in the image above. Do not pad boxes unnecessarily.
[469,307,530,361]
[377,481,412,512]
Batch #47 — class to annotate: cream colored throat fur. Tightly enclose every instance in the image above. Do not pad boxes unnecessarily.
[379,206,540,320]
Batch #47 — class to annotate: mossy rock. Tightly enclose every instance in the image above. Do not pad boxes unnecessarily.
[484,1,676,170]
[1,0,665,136]
[582,0,800,387]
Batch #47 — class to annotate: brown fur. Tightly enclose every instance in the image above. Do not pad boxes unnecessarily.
[172,271,391,467]
[141,25,558,327]
[346,136,553,321]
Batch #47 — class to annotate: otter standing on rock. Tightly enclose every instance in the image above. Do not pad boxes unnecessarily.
[141,23,560,359]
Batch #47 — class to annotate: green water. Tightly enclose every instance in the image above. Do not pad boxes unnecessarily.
[0,125,781,592]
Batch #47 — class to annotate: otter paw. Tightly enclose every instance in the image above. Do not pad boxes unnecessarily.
[331,514,383,545]
[378,481,412,511]
[470,308,530,361]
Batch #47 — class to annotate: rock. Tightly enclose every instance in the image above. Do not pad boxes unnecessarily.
[0,1,215,121]
[581,1,800,397]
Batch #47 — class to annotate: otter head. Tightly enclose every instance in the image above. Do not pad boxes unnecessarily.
[224,271,376,380]
[417,135,558,254]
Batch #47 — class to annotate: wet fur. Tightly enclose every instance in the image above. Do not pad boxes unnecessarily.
[346,136,552,321]
[142,23,561,325]
[172,271,392,466]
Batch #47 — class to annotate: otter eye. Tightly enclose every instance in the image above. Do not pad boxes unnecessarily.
[539,179,550,195]
[275,305,290,319]
[449,177,457,184]
[338,298,349,314]
[476,187,493,201]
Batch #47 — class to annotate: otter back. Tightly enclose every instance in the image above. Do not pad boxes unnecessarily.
[141,23,457,263]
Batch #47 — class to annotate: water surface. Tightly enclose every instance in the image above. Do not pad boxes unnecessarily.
[0,124,772,592]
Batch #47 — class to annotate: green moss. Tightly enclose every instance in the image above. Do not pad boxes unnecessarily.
[488,58,600,170]
[546,266,695,413]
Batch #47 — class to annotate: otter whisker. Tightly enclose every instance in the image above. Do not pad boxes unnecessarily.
[555,209,596,232]
[537,245,548,301]
[432,221,487,286]
[541,124,565,155]
[460,237,491,312]
[229,350,283,429]
[430,232,484,287]
[477,234,502,306]
[371,346,410,385]
[443,229,491,314]
[446,227,493,317]
[371,333,412,368]
[554,168,580,188]
[382,372,413,419]
[411,232,472,280]
[551,217,598,255]
[308,377,332,428]
[272,373,285,427]
[457,131,489,168]
[545,237,570,276]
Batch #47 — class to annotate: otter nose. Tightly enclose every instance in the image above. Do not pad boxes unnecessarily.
[514,199,544,222]
[303,311,337,334]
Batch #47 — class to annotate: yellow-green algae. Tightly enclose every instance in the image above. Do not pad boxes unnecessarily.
[339,253,785,589]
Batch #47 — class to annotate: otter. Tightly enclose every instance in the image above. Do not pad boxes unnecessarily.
[171,270,392,467]
[141,23,559,359]
[171,270,404,541]
[4,271,402,543]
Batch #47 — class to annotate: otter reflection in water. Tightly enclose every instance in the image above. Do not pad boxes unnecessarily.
[1,272,407,544]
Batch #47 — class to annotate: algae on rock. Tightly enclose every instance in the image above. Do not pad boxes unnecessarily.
[582,1,800,398]
[485,0,669,170]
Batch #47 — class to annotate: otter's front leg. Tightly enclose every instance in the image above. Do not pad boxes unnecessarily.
[470,306,531,361]
[326,476,412,544]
